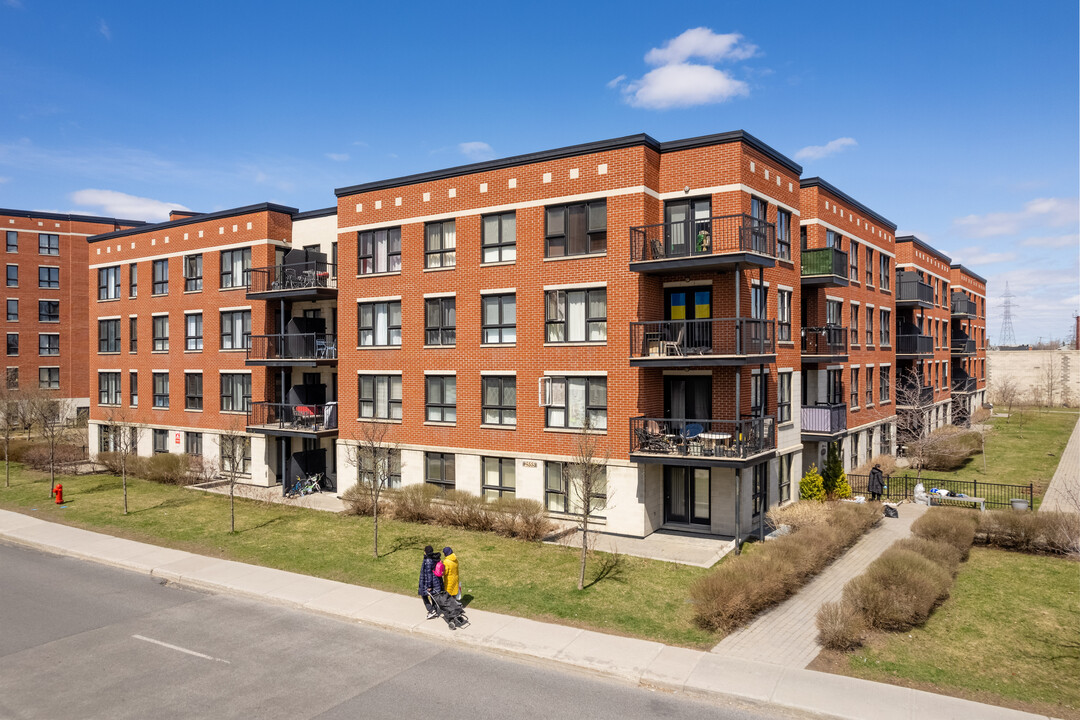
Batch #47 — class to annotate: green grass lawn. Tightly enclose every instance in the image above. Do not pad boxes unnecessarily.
[0,465,717,648]
[836,547,1080,718]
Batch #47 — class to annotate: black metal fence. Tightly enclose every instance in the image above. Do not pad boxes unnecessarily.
[847,473,1033,510]
[629,318,775,358]
[630,214,776,262]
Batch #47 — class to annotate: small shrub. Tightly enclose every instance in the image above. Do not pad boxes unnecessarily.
[800,464,826,502]
[388,483,441,523]
[892,536,963,575]
[832,470,852,499]
[3,439,35,463]
[439,489,491,530]
[341,482,374,516]
[489,497,551,541]
[144,453,193,485]
[843,547,952,631]
[911,508,977,559]
[924,428,982,471]
[767,501,830,533]
[512,499,553,542]
[977,510,1079,556]
[96,451,127,475]
[817,600,866,650]
[22,444,85,471]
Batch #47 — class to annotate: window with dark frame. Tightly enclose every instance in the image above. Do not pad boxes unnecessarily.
[219,436,252,475]
[220,248,251,289]
[778,372,791,423]
[865,246,874,285]
[750,372,766,415]
[776,209,791,260]
[752,463,767,518]
[866,306,873,346]
[220,310,251,350]
[98,266,121,300]
[98,372,121,405]
[880,255,890,291]
[544,376,606,429]
[425,452,455,491]
[358,301,401,346]
[544,200,606,257]
[779,453,792,504]
[38,333,58,356]
[6,299,16,321]
[481,376,516,425]
[827,368,843,405]
[358,374,402,419]
[184,254,203,291]
[38,367,59,389]
[38,233,59,255]
[6,231,17,253]
[424,297,455,346]
[544,460,606,516]
[98,319,121,353]
[152,315,169,351]
[129,317,137,353]
[826,229,842,248]
[880,309,891,345]
[545,288,606,343]
[424,219,456,269]
[357,227,402,274]
[185,313,203,351]
[6,333,17,356]
[6,368,17,390]
[777,290,791,342]
[129,263,137,297]
[153,372,170,408]
[185,432,203,456]
[851,367,860,408]
[482,457,516,500]
[38,266,59,289]
[5,265,16,287]
[482,212,517,263]
[129,371,138,406]
[39,300,58,322]
[866,367,874,407]
[361,448,401,489]
[152,259,168,294]
[425,375,456,423]
[152,429,168,454]
[220,373,250,412]
[849,240,859,281]
[481,293,515,344]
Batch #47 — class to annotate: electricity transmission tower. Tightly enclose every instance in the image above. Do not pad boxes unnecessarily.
[999,282,1017,345]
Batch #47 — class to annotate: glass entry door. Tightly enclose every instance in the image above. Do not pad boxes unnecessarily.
[666,287,712,353]
[664,466,711,525]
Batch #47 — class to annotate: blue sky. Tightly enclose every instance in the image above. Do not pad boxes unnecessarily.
[0,0,1076,343]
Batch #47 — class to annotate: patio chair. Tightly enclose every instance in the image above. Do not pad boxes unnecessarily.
[660,325,685,356]
[293,405,316,429]
[649,238,665,261]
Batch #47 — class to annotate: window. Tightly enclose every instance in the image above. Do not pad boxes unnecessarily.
[5,231,16,253]
[866,307,873,346]
[482,457,516,500]
[778,453,793,504]
[99,372,121,405]
[38,333,58,356]
[357,227,402,274]
[5,333,17,356]
[752,463,767,518]
[826,229,842,248]
[880,309,891,346]
[751,372,766,415]
[220,248,250,289]
[185,313,203,351]
[129,317,138,353]
[219,436,252,475]
[98,319,121,353]
[359,374,402,419]
[220,310,251,350]
[851,367,860,408]
[5,265,16,287]
[865,247,874,286]
[98,266,121,300]
[331,242,338,279]
[361,448,401,489]
[358,301,401,347]
[6,367,16,389]
[152,316,169,351]
[826,299,841,326]
[153,372,169,408]
[184,254,203,291]
[185,432,203,456]
[851,433,860,468]
[181,373,202,410]
[424,297,455,346]
[38,267,59,289]
[850,303,859,341]
[424,219,456,269]
[129,263,138,297]
[777,290,791,342]
[544,460,606,515]
[482,376,516,425]
[545,289,606,343]
[38,301,58,322]
[130,371,138,406]
[879,423,892,455]
[545,200,606,257]
[866,367,874,407]
[425,375,456,422]
[153,429,168,454]
[776,209,791,260]
[849,240,859,280]
[220,373,251,412]
[152,259,168,294]
[778,372,792,423]
[482,212,516,263]
[38,233,59,255]
[880,255,890,291]
[482,294,516,344]
[5,299,16,321]
[39,367,59,389]
[544,376,606,429]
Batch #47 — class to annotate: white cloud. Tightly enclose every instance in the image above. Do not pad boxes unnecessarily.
[624,63,748,109]
[953,197,1079,238]
[644,28,757,65]
[3,0,24,8]
[98,19,111,41]
[606,74,626,89]
[794,137,857,161]
[70,189,189,222]
[325,153,349,162]
[351,140,369,147]
[459,141,495,161]
[952,246,1017,265]
[1021,233,1079,249]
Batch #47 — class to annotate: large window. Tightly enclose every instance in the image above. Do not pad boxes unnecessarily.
[424,297,455,346]
[545,289,606,343]
[880,309,891,346]
[482,376,516,425]
[544,376,606,429]
[152,259,168,294]
[38,300,58,323]
[220,248,251,289]
[38,233,59,255]
[98,266,121,300]
[482,457,515,500]
[779,453,792,504]
[424,220,456,269]
[38,333,59,356]
[184,254,203,291]
[826,229,842,248]
[152,315,169,351]
[98,319,121,353]
[6,368,16,390]
[359,374,402,419]
[866,307,874,346]
[220,310,251,350]
[751,372,766,415]
[849,241,859,281]
[879,368,891,404]
[425,452,455,491]
[129,263,138,297]
[220,373,251,412]
[185,432,203,457]
[879,255,891,291]
[185,313,203,351]
[866,367,874,407]
[482,212,516,263]
[482,293,516,344]
[130,371,138,406]
[38,267,59,289]
[357,227,401,274]
[5,333,16,356]
[865,247,874,286]
[851,367,860,408]
[153,372,170,408]
[129,317,137,353]
[545,200,606,257]
[6,231,16,253]
[5,299,15,321]
[778,372,792,423]
[184,373,203,410]
[219,436,251,475]
[777,289,791,342]
[776,209,791,260]
[425,375,456,422]
[358,301,401,347]
[544,460,606,515]
[98,372,121,405]
[152,429,168,454]
[38,367,59,389]
[6,265,16,287]
[360,448,401,489]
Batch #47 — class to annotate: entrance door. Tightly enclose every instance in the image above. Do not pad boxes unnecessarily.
[664,198,711,257]
[665,286,712,353]
[664,466,711,525]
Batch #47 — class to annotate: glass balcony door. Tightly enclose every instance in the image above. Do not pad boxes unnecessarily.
[665,286,712,352]
[664,198,711,257]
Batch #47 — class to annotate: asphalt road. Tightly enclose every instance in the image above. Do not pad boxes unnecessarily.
[0,542,811,720]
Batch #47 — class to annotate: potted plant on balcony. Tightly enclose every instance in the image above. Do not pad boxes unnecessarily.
[695,229,711,253]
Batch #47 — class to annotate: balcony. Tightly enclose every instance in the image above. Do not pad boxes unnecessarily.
[629,416,776,467]
[801,326,848,363]
[247,401,339,438]
[801,403,847,439]
[629,318,775,367]
[951,336,976,356]
[629,214,776,273]
[897,382,934,408]
[952,375,977,394]
[247,260,337,300]
[800,247,850,287]
[246,333,338,367]
[951,292,977,317]
[896,332,934,358]
[896,275,934,307]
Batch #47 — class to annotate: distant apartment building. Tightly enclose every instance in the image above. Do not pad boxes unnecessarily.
[948,263,988,422]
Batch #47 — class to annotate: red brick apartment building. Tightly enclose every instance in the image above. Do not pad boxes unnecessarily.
[894,236,955,440]
[798,179,897,473]
[948,264,988,421]
[2,208,145,420]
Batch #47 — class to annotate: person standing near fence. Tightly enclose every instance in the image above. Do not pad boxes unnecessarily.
[868,464,885,501]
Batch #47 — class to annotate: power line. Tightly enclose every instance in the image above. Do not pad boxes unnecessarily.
[999,281,1017,345]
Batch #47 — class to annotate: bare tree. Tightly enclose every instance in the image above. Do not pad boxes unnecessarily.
[1041,352,1060,410]
[343,421,397,559]
[105,407,145,515]
[0,383,18,488]
[34,396,71,498]
[218,421,249,533]
[969,406,993,474]
[896,368,934,477]
[1013,389,1035,440]
[567,420,610,591]
[992,374,1019,422]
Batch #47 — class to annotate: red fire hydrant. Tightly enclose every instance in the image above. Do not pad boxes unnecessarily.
[53,483,63,504]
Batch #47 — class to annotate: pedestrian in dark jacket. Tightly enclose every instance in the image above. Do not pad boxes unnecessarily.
[418,545,443,619]
[868,464,885,501]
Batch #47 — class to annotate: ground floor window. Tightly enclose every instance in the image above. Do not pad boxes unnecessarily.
[425,452,454,491]
[219,436,251,476]
[879,423,892,456]
[482,457,515,500]
[185,432,202,456]
[99,425,118,453]
[545,460,606,517]
[779,453,792,503]
[361,447,401,489]
[751,463,767,518]
[152,429,168,454]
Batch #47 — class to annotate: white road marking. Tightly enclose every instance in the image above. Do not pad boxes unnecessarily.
[131,635,231,664]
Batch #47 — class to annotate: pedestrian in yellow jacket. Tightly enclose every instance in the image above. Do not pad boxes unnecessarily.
[442,546,461,600]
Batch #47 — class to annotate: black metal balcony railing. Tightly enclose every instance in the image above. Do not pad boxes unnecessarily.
[629,318,775,358]
[630,416,775,460]
[801,326,848,356]
[248,261,338,294]
[951,336,976,355]
[801,403,847,434]
[898,382,934,406]
[896,333,934,355]
[896,276,934,304]
[247,402,338,432]
[247,333,338,362]
[630,214,776,263]
[952,375,977,393]
[801,247,848,278]
[950,292,977,316]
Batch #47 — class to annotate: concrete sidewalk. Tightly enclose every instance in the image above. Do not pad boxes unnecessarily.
[0,508,1050,720]
[1040,415,1080,513]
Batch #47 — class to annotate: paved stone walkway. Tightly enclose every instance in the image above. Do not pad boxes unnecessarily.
[1039,414,1080,513]
[712,502,927,668]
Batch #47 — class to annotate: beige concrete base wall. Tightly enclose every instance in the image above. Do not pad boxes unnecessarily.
[988,349,1080,406]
